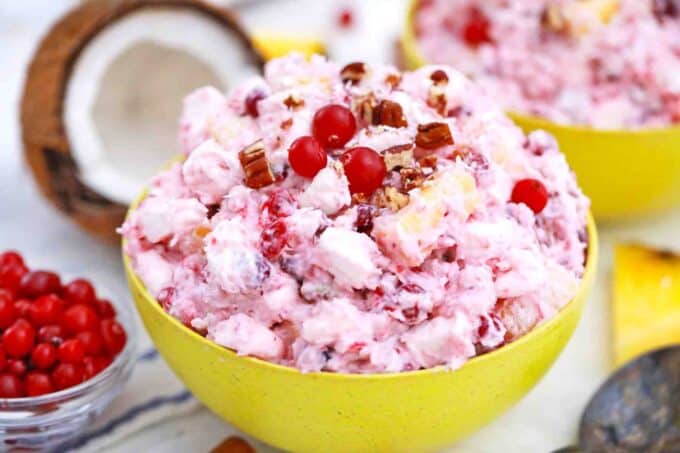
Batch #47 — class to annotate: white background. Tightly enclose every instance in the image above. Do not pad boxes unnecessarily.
[2,1,680,451]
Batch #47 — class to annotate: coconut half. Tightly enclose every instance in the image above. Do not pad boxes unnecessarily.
[21,0,264,241]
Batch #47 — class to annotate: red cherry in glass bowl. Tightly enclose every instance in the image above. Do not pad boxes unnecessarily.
[0,250,136,451]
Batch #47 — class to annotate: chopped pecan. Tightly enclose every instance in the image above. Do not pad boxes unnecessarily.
[417,154,438,169]
[383,145,414,171]
[373,100,408,128]
[355,95,377,124]
[430,69,449,86]
[280,118,293,130]
[283,94,305,110]
[415,122,454,149]
[341,62,367,85]
[352,192,371,204]
[211,436,254,453]
[385,73,402,89]
[373,186,410,211]
[399,167,425,191]
[541,4,569,33]
[238,139,276,189]
[427,90,447,116]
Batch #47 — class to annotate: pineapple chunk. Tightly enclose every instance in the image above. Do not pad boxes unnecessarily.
[374,167,478,267]
[400,168,478,235]
[562,0,619,35]
[612,244,680,367]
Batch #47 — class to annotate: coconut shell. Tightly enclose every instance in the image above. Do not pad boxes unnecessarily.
[21,0,264,242]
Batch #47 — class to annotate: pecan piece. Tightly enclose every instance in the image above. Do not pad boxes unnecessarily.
[415,122,454,149]
[430,69,449,86]
[280,118,293,130]
[541,4,569,33]
[341,62,367,85]
[351,193,370,204]
[373,186,410,211]
[283,94,305,110]
[427,91,447,116]
[238,139,275,189]
[400,167,425,191]
[373,100,408,128]
[385,73,402,89]
[417,154,438,169]
[383,145,414,171]
[355,95,377,124]
[211,436,254,453]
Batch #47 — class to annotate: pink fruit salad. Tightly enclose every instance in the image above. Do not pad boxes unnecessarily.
[121,54,589,374]
[414,0,680,129]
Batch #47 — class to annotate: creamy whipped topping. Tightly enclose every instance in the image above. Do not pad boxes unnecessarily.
[415,0,680,129]
[121,54,589,374]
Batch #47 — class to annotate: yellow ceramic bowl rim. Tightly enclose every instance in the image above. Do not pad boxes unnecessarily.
[402,0,680,136]
[123,188,598,381]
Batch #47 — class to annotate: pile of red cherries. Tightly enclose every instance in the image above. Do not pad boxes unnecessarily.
[0,251,127,398]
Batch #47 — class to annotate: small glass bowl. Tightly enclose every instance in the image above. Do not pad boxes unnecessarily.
[0,289,137,451]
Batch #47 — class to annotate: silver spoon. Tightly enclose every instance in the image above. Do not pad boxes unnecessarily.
[553,346,680,453]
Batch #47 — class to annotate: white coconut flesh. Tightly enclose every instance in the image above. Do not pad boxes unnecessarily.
[65,8,260,205]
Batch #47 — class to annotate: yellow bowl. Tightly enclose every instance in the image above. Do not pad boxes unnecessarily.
[402,0,680,221]
[123,195,598,452]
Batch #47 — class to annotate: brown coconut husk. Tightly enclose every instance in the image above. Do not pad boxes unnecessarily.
[21,0,264,242]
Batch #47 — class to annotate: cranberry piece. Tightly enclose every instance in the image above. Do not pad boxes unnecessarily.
[100,319,127,355]
[511,178,549,214]
[61,304,99,334]
[312,105,357,149]
[76,331,104,356]
[288,136,327,178]
[337,7,354,29]
[58,339,85,364]
[340,147,387,195]
[462,7,492,47]
[93,299,116,318]
[478,315,490,337]
[245,89,266,118]
[2,320,36,358]
[38,325,65,346]
[0,291,16,329]
[260,220,287,260]
[0,252,24,268]
[402,306,420,322]
[29,294,65,326]
[52,363,84,390]
[260,190,296,221]
[355,204,376,234]
[19,271,61,299]
[31,343,57,370]
[0,262,28,294]
[6,359,27,377]
[62,279,96,305]
[0,349,5,372]
[0,373,24,397]
[25,371,53,397]
[653,0,679,21]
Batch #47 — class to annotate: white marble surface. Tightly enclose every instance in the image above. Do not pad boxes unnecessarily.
[2,1,679,452]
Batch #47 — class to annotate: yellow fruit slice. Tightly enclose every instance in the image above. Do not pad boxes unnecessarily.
[251,32,326,61]
[612,244,680,366]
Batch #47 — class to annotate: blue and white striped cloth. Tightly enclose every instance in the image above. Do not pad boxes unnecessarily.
[63,342,200,452]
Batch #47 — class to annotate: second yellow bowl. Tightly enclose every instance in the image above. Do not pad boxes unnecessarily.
[402,0,680,221]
